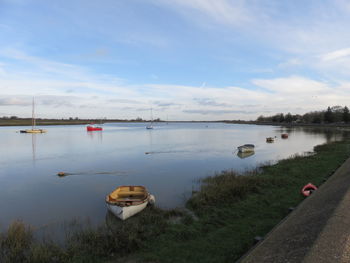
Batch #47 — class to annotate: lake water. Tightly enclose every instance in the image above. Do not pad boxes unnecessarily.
[0,122,346,230]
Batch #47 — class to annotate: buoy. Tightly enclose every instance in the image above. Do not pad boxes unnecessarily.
[301,183,317,197]
[57,172,66,177]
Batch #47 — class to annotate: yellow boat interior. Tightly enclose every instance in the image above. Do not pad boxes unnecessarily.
[106,186,148,204]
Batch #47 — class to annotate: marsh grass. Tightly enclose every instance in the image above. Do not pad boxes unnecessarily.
[0,207,169,262]
[187,169,278,212]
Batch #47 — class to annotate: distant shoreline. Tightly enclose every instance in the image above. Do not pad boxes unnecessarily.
[1,118,350,128]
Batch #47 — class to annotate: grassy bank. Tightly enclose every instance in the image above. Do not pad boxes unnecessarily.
[1,140,350,262]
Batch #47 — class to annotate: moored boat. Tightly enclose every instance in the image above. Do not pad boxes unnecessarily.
[237,144,255,153]
[106,186,155,220]
[146,108,154,129]
[301,183,317,197]
[87,124,103,131]
[266,137,274,143]
[20,129,46,133]
[281,133,288,139]
[20,98,47,134]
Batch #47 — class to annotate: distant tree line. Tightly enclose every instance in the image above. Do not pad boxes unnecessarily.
[256,106,350,124]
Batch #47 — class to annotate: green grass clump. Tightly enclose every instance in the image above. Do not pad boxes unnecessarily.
[0,207,169,262]
[187,170,284,213]
[0,221,33,263]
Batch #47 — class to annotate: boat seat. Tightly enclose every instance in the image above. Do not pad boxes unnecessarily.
[117,193,145,198]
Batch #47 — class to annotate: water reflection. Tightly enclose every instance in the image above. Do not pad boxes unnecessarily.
[87,130,103,142]
[31,133,36,164]
[237,151,255,159]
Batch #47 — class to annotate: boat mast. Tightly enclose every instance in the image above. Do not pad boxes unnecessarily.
[150,108,153,125]
[32,97,35,129]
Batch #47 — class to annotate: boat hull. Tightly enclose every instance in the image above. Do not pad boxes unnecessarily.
[237,144,255,153]
[106,195,155,220]
[20,129,46,133]
[87,126,103,131]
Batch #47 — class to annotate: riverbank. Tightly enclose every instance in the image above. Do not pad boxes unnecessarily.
[225,120,350,128]
[1,140,350,262]
[3,118,350,128]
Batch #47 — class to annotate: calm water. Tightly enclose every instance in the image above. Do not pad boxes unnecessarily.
[0,122,345,230]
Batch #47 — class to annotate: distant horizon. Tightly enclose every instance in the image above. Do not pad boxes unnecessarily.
[2,1,350,120]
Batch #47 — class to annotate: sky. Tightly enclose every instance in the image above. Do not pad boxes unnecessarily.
[1,0,350,120]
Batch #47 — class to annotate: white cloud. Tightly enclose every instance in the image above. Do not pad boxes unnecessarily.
[151,0,259,31]
[252,76,330,94]
[1,48,350,120]
[321,47,350,61]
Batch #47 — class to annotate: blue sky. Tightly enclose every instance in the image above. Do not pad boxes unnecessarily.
[1,0,350,120]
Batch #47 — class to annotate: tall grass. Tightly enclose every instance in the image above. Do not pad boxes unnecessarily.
[188,170,284,212]
[0,207,168,262]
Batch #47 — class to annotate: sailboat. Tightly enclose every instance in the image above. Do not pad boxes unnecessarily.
[146,108,154,129]
[20,98,46,133]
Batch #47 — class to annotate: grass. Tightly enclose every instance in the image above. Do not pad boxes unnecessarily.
[0,207,170,262]
[1,140,350,262]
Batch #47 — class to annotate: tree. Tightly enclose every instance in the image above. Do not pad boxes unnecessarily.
[285,113,293,123]
[324,106,334,123]
[257,115,265,122]
[343,106,350,123]
[279,113,285,123]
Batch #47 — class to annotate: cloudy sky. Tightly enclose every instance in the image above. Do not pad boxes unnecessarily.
[1,0,350,120]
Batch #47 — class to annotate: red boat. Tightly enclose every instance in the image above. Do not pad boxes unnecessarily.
[301,183,317,197]
[86,124,103,131]
[281,133,288,139]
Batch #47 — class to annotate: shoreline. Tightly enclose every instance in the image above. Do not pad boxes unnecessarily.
[1,139,350,262]
[2,119,350,128]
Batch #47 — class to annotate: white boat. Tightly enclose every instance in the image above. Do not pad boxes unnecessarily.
[106,186,155,220]
[237,144,255,153]
[146,108,154,129]
[20,98,46,133]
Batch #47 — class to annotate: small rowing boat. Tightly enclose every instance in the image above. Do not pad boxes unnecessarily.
[237,144,255,153]
[281,133,288,139]
[301,183,317,197]
[266,137,274,143]
[106,186,155,220]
